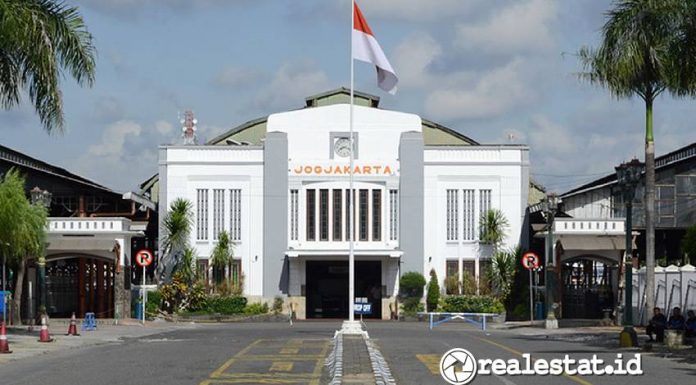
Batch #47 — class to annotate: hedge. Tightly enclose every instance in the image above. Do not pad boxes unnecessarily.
[205,296,248,314]
[442,295,504,314]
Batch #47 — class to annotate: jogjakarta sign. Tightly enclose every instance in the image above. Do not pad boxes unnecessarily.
[291,164,397,176]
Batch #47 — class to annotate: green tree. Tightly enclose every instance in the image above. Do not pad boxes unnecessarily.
[0,169,47,324]
[488,248,520,302]
[0,0,96,132]
[479,209,509,252]
[578,0,696,312]
[158,198,193,282]
[426,269,440,312]
[177,247,197,286]
[211,231,233,286]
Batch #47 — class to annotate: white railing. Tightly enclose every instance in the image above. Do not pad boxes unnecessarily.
[48,217,131,233]
[553,218,625,234]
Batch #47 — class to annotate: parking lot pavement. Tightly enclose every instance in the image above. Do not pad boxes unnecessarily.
[365,321,696,385]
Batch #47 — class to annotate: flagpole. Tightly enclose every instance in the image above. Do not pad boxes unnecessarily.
[348,0,356,324]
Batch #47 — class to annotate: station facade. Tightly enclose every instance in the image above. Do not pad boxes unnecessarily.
[157,89,530,319]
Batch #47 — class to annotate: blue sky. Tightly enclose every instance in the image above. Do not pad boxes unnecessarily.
[1,0,695,193]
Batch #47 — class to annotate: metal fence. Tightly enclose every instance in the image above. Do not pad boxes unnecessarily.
[632,264,696,325]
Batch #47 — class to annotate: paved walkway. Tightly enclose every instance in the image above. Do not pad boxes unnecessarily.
[342,335,374,384]
[1,319,197,363]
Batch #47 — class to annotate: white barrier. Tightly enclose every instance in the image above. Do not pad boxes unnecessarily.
[632,264,696,324]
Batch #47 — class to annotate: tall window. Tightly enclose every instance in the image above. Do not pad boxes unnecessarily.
[359,189,369,241]
[389,189,398,241]
[463,189,475,240]
[320,189,329,241]
[446,261,459,294]
[196,189,208,240]
[333,189,342,241]
[372,190,381,241]
[290,189,299,241]
[229,189,242,241]
[213,189,224,240]
[306,189,316,241]
[231,260,241,288]
[345,189,352,241]
[479,189,492,218]
[446,189,459,241]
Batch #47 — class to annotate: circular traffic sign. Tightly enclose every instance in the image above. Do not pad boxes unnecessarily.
[135,249,154,267]
[522,252,540,270]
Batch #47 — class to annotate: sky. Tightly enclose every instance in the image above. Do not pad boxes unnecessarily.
[1,0,695,194]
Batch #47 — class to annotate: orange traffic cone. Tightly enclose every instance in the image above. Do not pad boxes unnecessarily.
[38,315,53,343]
[65,313,80,336]
[0,322,11,354]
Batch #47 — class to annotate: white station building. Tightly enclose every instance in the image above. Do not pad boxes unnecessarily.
[156,89,530,319]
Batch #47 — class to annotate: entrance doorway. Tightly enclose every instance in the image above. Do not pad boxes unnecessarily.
[306,260,382,319]
[45,257,115,318]
[561,257,617,319]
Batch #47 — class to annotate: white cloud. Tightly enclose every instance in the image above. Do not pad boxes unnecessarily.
[88,120,142,157]
[424,58,530,120]
[359,0,483,22]
[212,66,264,89]
[526,114,575,154]
[455,0,557,55]
[155,120,174,136]
[255,61,330,110]
[392,33,444,89]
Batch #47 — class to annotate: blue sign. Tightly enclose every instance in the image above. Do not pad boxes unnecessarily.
[354,302,372,315]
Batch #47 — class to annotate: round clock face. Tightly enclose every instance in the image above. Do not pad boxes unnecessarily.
[334,138,352,157]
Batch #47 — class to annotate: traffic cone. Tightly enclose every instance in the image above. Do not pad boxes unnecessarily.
[0,322,12,354]
[65,313,80,336]
[38,315,53,343]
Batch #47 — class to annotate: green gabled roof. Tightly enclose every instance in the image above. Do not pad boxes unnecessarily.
[208,88,478,146]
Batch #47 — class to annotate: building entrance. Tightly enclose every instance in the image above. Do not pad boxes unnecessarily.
[306,260,382,319]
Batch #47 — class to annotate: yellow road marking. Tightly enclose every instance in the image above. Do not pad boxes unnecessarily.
[416,354,441,375]
[201,339,330,385]
[472,335,595,385]
[280,348,299,354]
[270,362,294,372]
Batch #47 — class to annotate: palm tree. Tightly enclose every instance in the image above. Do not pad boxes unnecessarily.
[488,248,519,302]
[177,247,197,286]
[211,231,233,286]
[577,0,696,314]
[0,169,47,324]
[479,209,509,253]
[0,0,96,132]
[158,198,193,282]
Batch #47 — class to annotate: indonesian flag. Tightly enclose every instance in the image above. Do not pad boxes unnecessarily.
[352,1,398,94]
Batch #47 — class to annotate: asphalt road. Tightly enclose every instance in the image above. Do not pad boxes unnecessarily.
[0,321,693,385]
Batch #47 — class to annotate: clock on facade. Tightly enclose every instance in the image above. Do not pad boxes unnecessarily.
[334,137,352,158]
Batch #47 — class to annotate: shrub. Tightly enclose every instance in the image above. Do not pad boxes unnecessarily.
[442,295,504,314]
[206,296,247,314]
[426,269,440,312]
[444,275,460,295]
[244,302,269,315]
[401,297,424,316]
[145,289,162,316]
[400,271,426,298]
[272,296,284,315]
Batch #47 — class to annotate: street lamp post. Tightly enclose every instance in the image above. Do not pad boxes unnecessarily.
[30,187,52,318]
[542,193,560,329]
[616,159,642,347]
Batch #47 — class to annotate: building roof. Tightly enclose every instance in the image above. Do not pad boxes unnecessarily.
[207,87,479,146]
[0,143,116,194]
[561,141,696,198]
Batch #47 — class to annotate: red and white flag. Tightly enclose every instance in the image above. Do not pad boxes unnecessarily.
[352,1,398,94]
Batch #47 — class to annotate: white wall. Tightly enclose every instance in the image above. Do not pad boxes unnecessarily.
[161,146,265,296]
[424,146,529,286]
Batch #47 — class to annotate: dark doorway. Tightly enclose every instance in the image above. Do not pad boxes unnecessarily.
[561,258,617,319]
[44,257,115,318]
[306,260,382,319]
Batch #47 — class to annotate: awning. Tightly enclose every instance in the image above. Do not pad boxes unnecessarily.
[46,237,119,252]
[557,235,634,251]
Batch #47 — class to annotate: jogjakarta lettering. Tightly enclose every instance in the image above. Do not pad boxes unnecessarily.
[292,165,395,176]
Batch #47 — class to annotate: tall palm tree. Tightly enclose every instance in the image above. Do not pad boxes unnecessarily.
[0,169,47,324]
[159,198,193,282]
[0,0,95,132]
[578,0,696,315]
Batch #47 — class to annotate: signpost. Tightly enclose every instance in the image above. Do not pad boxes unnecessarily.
[354,297,372,324]
[522,252,540,322]
[135,249,153,324]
